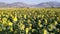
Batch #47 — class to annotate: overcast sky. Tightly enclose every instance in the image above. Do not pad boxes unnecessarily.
[0,0,60,4]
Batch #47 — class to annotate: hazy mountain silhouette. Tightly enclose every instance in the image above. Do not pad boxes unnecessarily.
[8,2,30,8]
[0,2,60,8]
[34,2,60,8]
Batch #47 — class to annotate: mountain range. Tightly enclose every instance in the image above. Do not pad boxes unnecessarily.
[0,2,60,8]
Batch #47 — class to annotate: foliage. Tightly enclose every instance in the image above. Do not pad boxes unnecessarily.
[0,8,60,34]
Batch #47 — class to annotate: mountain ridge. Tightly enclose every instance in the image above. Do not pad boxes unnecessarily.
[0,2,60,8]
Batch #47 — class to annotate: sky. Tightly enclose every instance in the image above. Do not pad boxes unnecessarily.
[0,0,60,4]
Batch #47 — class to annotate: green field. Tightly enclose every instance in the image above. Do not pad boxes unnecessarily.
[0,8,60,34]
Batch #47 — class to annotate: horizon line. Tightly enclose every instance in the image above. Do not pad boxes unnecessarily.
[0,1,60,5]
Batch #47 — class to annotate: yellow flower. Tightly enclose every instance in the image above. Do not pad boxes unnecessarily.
[38,20,43,27]
[2,18,7,22]
[2,20,8,26]
[11,15,14,18]
[14,31,17,34]
[13,17,18,22]
[44,29,47,34]
[27,19,30,23]
[57,28,59,32]
[32,29,35,32]
[54,21,58,26]
[28,15,30,18]
[10,27,13,31]
[38,20,41,23]
[8,21,13,26]
[42,15,44,18]
[29,24,32,27]
[34,16,36,19]
[24,14,26,19]
[38,23,42,27]
[48,24,54,31]
[38,20,41,24]
[45,19,47,24]
[38,15,40,18]
[26,28,29,34]
[20,23,25,30]
[29,27,32,30]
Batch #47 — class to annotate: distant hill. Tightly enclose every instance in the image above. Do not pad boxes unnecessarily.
[0,2,60,8]
[34,2,60,8]
[0,2,30,8]
[8,2,30,8]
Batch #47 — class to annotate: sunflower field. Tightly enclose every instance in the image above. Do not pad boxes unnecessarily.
[0,8,60,34]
